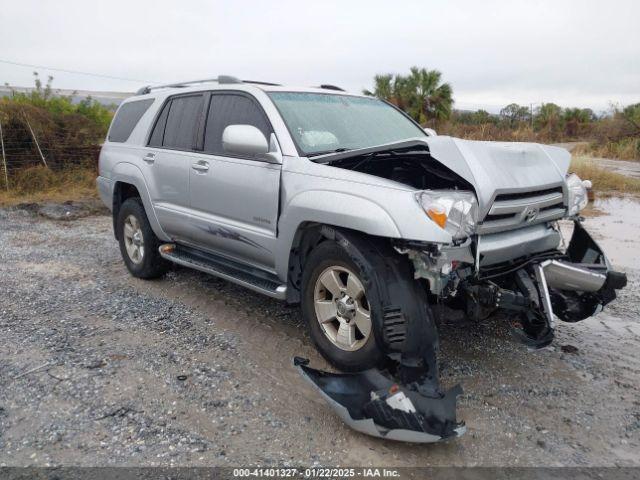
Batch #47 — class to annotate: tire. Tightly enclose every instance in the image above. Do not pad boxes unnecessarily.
[116,197,169,279]
[301,240,384,371]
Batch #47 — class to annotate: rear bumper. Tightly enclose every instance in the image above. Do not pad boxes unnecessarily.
[96,176,112,211]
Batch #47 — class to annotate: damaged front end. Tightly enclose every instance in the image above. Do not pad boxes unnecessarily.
[294,139,626,443]
[406,219,627,348]
[295,220,626,443]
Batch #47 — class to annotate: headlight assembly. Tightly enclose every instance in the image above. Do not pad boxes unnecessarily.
[566,173,589,216]
[416,190,478,240]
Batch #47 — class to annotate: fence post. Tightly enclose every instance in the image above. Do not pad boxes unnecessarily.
[0,118,8,190]
[23,113,48,168]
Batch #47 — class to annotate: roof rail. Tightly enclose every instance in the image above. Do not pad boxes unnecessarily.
[318,84,345,92]
[243,80,281,86]
[135,75,242,95]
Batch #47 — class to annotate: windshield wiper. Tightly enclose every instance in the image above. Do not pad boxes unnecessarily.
[307,147,351,157]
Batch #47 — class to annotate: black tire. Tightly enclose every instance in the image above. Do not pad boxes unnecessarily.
[116,197,169,279]
[301,240,384,372]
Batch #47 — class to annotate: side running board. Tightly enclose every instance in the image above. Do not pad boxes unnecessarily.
[159,244,287,300]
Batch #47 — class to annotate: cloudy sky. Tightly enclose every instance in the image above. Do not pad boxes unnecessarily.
[1,0,638,112]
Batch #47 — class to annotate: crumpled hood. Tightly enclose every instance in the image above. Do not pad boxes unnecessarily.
[424,136,571,216]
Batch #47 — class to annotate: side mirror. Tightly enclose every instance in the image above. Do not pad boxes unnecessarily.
[222,125,269,156]
[424,128,437,137]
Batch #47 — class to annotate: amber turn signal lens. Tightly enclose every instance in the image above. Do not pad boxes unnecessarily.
[426,204,447,228]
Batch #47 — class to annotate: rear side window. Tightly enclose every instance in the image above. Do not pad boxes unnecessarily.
[148,101,170,147]
[149,94,203,150]
[108,99,154,142]
[204,94,272,155]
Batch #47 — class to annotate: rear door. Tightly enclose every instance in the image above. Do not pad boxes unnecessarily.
[144,93,204,240]
[187,92,281,270]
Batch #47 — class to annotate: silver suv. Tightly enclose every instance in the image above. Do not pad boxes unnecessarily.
[98,76,625,439]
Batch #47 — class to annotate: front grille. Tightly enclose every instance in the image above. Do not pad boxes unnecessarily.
[477,186,566,234]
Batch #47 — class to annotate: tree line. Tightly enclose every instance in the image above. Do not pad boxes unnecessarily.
[364,67,640,156]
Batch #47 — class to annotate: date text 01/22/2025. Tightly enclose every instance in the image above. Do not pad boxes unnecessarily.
[232,468,401,478]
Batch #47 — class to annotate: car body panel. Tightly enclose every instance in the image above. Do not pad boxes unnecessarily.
[187,150,281,270]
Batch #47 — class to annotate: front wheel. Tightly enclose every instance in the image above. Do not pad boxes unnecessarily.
[301,240,383,371]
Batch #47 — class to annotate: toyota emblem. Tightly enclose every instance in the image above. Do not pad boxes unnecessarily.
[524,207,539,222]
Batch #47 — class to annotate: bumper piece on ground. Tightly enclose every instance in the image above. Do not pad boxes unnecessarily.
[294,357,465,443]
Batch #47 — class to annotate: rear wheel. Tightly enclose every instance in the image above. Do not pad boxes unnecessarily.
[301,241,383,371]
[116,198,169,279]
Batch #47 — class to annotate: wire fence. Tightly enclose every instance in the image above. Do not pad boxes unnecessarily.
[0,107,103,190]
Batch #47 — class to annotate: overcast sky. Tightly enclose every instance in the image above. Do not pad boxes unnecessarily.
[1,0,638,112]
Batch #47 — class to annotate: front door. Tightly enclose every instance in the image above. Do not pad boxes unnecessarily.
[187,92,281,270]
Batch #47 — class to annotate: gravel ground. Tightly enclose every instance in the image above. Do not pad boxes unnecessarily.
[0,199,639,467]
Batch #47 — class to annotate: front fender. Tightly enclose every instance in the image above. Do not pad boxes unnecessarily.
[275,190,401,279]
[275,190,401,278]
[111,162,171,242]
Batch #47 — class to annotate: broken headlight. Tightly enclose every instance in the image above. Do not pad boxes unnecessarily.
[416,190,478,240]
[566,173,589,216]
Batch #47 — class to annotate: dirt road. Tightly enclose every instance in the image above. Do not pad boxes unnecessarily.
[553,142,640,179]
[585,158,640,180]
[1,199,639,467]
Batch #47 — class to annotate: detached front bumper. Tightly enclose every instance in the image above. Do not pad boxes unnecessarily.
[295,358,465,443]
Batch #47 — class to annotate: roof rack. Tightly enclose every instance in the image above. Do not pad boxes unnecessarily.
[243,80,281,86]
[135,76,283,95]
[318,84,345,92]
[135,75,241,95]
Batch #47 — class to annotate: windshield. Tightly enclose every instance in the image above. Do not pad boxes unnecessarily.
[268,92,426,156]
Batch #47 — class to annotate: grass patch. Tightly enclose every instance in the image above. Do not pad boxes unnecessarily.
[573,138,640,161]
[0,165,98,205]
[570,156,640,194]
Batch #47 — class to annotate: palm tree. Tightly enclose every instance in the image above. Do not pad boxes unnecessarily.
[370,74,393,100]
[562,108,594,137]
[406,67,453,123]
[365,68,453,124]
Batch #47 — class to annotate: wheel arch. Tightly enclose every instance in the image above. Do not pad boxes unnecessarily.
[110,162,170,242]
[283,222,401,305]
[276,190,403,293]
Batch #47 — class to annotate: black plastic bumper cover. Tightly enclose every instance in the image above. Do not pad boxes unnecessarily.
[295,358,465,443]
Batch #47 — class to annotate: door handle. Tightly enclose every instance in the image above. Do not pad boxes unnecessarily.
[192,161,209,172]
[143,152,156,164]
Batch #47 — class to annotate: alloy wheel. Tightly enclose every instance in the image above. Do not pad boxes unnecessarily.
[123,214,145,264]
[313,266,372,351]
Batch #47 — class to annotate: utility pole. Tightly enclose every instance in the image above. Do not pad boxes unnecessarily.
[0,118,8,190]
[530,103,534,129]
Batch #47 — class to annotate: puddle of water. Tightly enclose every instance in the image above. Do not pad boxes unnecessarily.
[580,196,640,271]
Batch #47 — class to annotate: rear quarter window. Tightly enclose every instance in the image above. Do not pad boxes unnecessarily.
[108,99,154,143]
